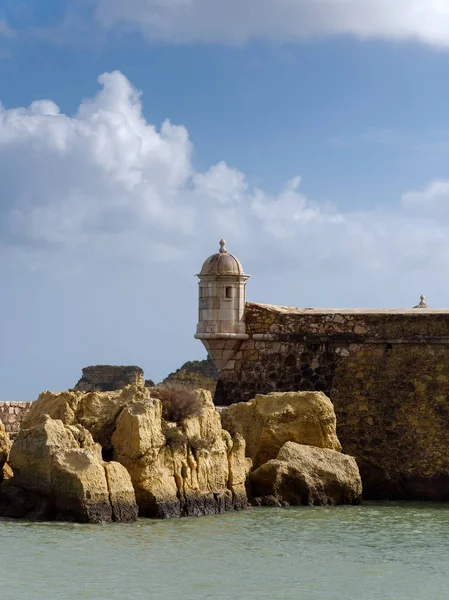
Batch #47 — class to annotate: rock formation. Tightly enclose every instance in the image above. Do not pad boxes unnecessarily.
[112,390,250,518]
[1,415,137,522]
[250,441,362,506]
[23,384,151,456]
[0,418,11,482]
[74,365,144,392]
[221,391,341,469]
[17,384,251,519]
[162,357,219,394]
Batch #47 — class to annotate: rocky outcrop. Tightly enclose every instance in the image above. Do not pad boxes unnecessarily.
[162,357,219,395]
[250,441,362,506]
[18,385,251,519]
[22,385,151,455]
[0,415,137,523]
[0,418,11,482]
[112,390,251,518]
[74,365,144,392]
[221,391,341,469]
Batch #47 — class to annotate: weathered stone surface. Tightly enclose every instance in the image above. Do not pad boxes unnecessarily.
[211,302,449,500]
[0,418,11,481]
[162,357,219,395]
[0,402,33,436]
[112,390,251,518]
[250,442,362,506]
[1,416,137,523]
[74,365,144,392]
[331,344,449,500]
[11,384,251,519]
[221,391,341,469]
[22,384,150,453]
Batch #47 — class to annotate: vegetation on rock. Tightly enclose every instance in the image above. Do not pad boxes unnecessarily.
[162,356,219,394]
[154,384,203,422]
[0,384,361,520]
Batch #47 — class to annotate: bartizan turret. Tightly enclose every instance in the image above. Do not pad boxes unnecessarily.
[195,240,250,370]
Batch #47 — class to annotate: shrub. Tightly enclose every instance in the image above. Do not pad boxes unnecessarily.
[189,435,214,452]
[163,425,188,449]
[155,385,203,422]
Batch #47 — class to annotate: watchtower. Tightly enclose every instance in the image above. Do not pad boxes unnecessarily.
[195,240,250,369]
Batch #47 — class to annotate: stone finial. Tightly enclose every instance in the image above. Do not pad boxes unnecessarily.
[414,295,429,309]
[219,239,227,254]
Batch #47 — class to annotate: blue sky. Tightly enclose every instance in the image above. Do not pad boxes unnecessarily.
[3,1,449,398]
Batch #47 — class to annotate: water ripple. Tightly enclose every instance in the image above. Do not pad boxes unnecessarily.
[1,503,449,600]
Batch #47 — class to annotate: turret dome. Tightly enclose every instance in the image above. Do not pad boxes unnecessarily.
[199,240,245,276]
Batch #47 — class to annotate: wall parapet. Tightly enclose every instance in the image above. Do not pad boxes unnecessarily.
[245,302,449,339]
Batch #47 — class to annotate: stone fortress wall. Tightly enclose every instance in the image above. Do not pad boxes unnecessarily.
[0,402,33,436]
[194,241,449,501]
[212,302,449,500]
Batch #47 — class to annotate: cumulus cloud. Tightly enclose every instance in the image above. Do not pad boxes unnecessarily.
[402,180,449,216]
[93,0,449,47]
[1,69,449,285]
[2,70,449,398]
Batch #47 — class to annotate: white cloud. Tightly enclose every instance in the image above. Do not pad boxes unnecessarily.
[2,69,449,282]
[93,0,449,47]
[402,179,449,216]
[3,70,449,399]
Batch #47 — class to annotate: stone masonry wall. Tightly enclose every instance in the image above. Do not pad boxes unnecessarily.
[0,402,33,436]
[214,302,449,501]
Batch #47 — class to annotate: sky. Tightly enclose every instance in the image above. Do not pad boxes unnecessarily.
[3,2,449,399]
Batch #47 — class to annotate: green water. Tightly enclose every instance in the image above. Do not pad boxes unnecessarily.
[1,504,448,600]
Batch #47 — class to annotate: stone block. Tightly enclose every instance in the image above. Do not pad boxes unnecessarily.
[243,350,259,362]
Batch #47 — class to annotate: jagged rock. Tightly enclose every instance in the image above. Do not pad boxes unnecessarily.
[162,357,219,394]
[21,384,251,519]
[112,390,252,518]
[74,365,144,392]
[22,385,150,454]
[250,442,362,506]
[221,391,341,469]
[1,415,137,523]
[0,418,11,482]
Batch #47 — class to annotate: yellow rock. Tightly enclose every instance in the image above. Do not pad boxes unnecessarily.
[6,415,138,523]
[112,389,251,518]
[23,384,150,451]
[16,384,251,519]
[250,441,362,506]
[0,418,11,481]
[221,391,341,468]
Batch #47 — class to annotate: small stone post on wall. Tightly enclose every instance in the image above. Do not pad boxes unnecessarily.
[195,240,250,370]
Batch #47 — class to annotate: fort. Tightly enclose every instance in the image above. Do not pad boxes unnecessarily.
[195,240,449,501]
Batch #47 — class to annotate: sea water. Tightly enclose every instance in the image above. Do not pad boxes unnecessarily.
[1,503,448,600]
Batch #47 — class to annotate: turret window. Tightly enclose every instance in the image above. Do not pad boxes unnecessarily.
[225,287,232,299]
